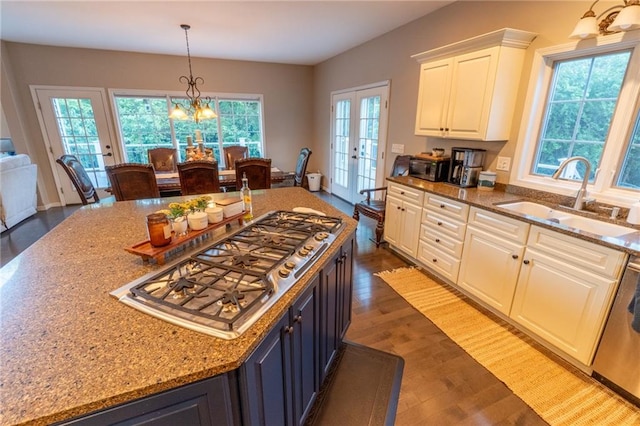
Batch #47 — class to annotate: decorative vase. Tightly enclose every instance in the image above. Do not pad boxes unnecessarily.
[172,216,188,237]
[187,211,208,231]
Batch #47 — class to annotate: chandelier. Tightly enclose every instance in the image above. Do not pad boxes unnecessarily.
[169,24,217,123]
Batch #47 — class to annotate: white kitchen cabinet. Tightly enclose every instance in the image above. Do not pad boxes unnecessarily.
[384,182,424,257]
[412,28,537,140]
[458,208,530,315]
[510,226,627,365]
[417,193,469,283]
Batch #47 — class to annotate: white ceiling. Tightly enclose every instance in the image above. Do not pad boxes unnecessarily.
[0,1,454,65]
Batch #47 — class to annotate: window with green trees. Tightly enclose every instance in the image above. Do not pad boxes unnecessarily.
[514,32,640,205]
[533,51,630,182]
[113,93,264,168]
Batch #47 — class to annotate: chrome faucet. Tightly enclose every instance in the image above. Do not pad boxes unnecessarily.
[551,156,593,211]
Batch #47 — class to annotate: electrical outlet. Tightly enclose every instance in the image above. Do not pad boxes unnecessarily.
[496,156,511,172]
[391,144,404,154]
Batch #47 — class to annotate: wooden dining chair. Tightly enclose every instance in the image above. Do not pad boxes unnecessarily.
[293,148,312,189]
[177,160,221,195]
[147,147,177,172]
[105,163,160,201]
[235,158,271,190]
[352,155,411,247]
[223,145,249,170]
[56,154,100,205]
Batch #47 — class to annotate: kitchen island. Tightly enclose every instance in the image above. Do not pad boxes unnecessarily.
[0,187,356,426]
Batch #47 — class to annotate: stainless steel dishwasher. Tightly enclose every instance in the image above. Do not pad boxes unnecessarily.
[592,256,640,405]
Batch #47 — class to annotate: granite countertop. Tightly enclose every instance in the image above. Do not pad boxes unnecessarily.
[388,176,640,256]
[0,187,357,426]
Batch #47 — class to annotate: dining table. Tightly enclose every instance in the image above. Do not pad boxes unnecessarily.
[155,167,295,196]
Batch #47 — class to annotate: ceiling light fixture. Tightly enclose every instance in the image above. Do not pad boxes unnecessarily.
[570,0,640,39]
[169,24,217,123]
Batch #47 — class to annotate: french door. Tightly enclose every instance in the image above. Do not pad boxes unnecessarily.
[330,83,389,204]
[33,87,117,205]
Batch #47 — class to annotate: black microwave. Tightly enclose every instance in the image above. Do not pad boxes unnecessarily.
[409,156,450,182]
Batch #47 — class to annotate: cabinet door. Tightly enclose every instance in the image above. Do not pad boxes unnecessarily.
[338,237,354,338]
[397,201,422,257]
[320,250,340,381]
[383,195,402,246]
[511,249,618,365]
[63,375,240,426]
[458,226,524,315]
[291,277,320,425]
[241,313,293,426]
[415,58,452,136]
[446,47,498,140]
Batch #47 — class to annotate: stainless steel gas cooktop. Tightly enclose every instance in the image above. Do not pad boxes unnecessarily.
[111,210,343,339]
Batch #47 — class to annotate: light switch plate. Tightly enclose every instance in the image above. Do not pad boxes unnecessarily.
[497,156,511,171]
[391,144,404,154]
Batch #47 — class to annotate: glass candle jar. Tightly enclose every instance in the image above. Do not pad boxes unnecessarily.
[146,213,172,247]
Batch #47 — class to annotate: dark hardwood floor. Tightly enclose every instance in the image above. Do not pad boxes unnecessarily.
[1,192,547,425]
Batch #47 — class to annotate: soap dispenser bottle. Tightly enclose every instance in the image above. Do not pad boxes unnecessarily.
[627,200,640,225]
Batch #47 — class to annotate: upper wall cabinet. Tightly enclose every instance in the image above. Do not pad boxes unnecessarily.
[412,28,537,141]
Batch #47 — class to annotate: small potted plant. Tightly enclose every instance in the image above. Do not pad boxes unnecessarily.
[167,202,188,236]
[186,196,211,231]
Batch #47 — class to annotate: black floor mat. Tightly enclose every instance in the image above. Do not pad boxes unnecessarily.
[305,341,404,426]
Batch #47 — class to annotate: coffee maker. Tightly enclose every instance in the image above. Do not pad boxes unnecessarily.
[449,147,486,187]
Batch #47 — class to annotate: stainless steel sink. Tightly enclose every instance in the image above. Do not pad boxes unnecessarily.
[495,201,637,238]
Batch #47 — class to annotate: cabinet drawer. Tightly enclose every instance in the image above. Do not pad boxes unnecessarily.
[421,209,467,241]
[424,193,469,220]
[527,226,627,279]
[417,241,461,283]
[468,207,530,243]
[420,224,464,258]
[388,182,424,205]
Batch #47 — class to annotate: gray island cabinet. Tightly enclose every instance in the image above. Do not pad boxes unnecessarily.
[0,187,356,426]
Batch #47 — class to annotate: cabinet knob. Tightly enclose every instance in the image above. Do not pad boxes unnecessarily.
[440,127,444,131]
[445,128,449,132]
[437,221,443,226]
[397,206,401,210]
[435,238,440,243]
[440,204,445,208]
[512,254,519,260]
[523,260,530,265]
[401,208,405,212]
[432,258,437,263]
[294,315,302,323]
[285,326,294,334]
[400,191,405,195]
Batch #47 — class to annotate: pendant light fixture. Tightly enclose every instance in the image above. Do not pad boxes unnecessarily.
[570,0,640,39]
[169,24,217,123]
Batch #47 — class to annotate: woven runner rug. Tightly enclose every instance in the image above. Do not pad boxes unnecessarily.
[375,267,640,425]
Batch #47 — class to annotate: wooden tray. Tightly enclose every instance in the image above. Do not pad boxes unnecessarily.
[125,212,245,265]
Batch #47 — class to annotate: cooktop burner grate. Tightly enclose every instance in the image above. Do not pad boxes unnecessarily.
[112,210,343,338]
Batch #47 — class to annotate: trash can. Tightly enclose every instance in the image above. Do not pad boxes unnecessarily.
[307,173,322,192]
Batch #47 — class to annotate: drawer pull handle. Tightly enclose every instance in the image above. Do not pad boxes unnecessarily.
[440,204,445,208]
[523,260,530,265]
[435,238,440,243]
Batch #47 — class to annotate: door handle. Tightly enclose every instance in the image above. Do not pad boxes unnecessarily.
[102,152,113,157]
[351,155,357,159]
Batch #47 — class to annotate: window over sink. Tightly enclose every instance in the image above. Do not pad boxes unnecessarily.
[512,31,640,207]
